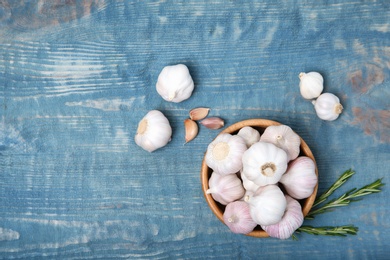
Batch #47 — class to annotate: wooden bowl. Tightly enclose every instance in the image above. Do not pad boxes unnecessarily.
[200,119,318,238]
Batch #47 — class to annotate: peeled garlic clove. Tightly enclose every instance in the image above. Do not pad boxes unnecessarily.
[156,64,194,103]
[260,124,301,161]
[280,156,318,199]
[299,72,324,100]
[245,184,287,226]
[184,119,198,143]
[237,126,261,147]
[206,172,245,205]
[261,195,304,239]
[205,133,247,175]
[135,110,172,152]
[189,107,210,121]
[242,141,288,186]
[312,92,343,121]
[200,117,224,129]
[223,201,257,234]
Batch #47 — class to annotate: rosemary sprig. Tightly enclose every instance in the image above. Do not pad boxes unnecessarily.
[296,225,358,237]
[306,178,384,219]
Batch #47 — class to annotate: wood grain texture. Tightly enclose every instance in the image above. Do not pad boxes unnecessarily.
[0,0,389,259]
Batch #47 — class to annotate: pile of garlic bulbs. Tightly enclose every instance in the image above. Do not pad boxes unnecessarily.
[205,124,318,239]
[299,72,343,121]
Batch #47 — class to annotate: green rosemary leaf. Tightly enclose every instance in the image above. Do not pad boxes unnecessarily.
[296,225,358,236]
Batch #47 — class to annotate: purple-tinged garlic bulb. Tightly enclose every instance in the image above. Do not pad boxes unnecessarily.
[206,172,245,205]
[223,201,257,234]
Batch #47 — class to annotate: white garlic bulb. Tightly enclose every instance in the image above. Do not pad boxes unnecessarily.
[206,172,245,205]
[156,64,194,103]
[261,195,304,239]
[279,156,318,199]
[205,133,247,176]
[240,169,260,193]
[260,124,301,161]
[245,184,287,226]
[223,201,258,234]
[237,126,261,147]
[312,93,343,121]
[299,72,324,100]
[242,141,288,186]
[135,110,172,152]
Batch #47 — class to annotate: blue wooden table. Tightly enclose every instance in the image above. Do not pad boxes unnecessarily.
[0,1,389,259]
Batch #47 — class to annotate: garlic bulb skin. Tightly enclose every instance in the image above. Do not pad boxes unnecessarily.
[240,169,260,193]
[299,72,324,100]
[260,125,301,161]
[280,156,318,199]
[135,110,172,152]
[245,184,287,226]
[223,201,257,234]
[237,126,261,147]
[156,64,194,103]
[242,141,288,186]
[206,172,245,205]
[261,195,304,239]
[312,93,343,121]
[205,133,247,176]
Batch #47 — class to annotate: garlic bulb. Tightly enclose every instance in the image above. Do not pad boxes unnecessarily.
[312,93,343,121]
[237,126,261,147]
[240,170,260,193]
[156,64,194,103]
[245,184,287,226]
[135,110,172,152]
[299,72,324,100]
[205,133,247,175]
[260,125,300,161]
[242,141,288,186]
[223,201,257,234]
[184,119,198,143]
[279,156,318,199]
[261,195,304,239]
[206,172,245,205]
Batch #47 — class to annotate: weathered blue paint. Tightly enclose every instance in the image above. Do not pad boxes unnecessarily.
[0,1,389,259]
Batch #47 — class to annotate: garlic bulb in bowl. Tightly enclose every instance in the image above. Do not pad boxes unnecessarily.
[135,110,172,152]
[201,119,318,238]
[156,64,194,103]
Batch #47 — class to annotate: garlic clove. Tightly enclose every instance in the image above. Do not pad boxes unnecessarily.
[261,195,304,239]
[241,141,288,186]
[237,126,261,147]
[200,117,225,129]
[135,110,172,152]
[299,71,324,100]
[189,107,210,121]
[260,124,301,161]
[184,119,198,143]
[206,171,245,205]
[205,133,247,175]
[246,184,287,226]
[312,92,343,121]
[223,201,257,234]
[279,156,318,199]
[156,64,194,103]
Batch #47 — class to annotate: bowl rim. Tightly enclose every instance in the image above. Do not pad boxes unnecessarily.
[200,118,319,238]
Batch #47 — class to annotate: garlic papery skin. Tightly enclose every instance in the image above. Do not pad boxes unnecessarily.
[206,172,245,205]
[261,195,304,239]
[205,133,247,175]
[260,125,301,161]
[280,156,318,199]
[223,201,257,234]
[200,117,225,130]
[241,141,288,186]
[156,64,194,103]
[135,110,172,152]
[299,72,324,100]
[184,119,198,143]
[189,107,210,121]
[237,126,261,147]
[312,93,343,121]
[245,184,287,226]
